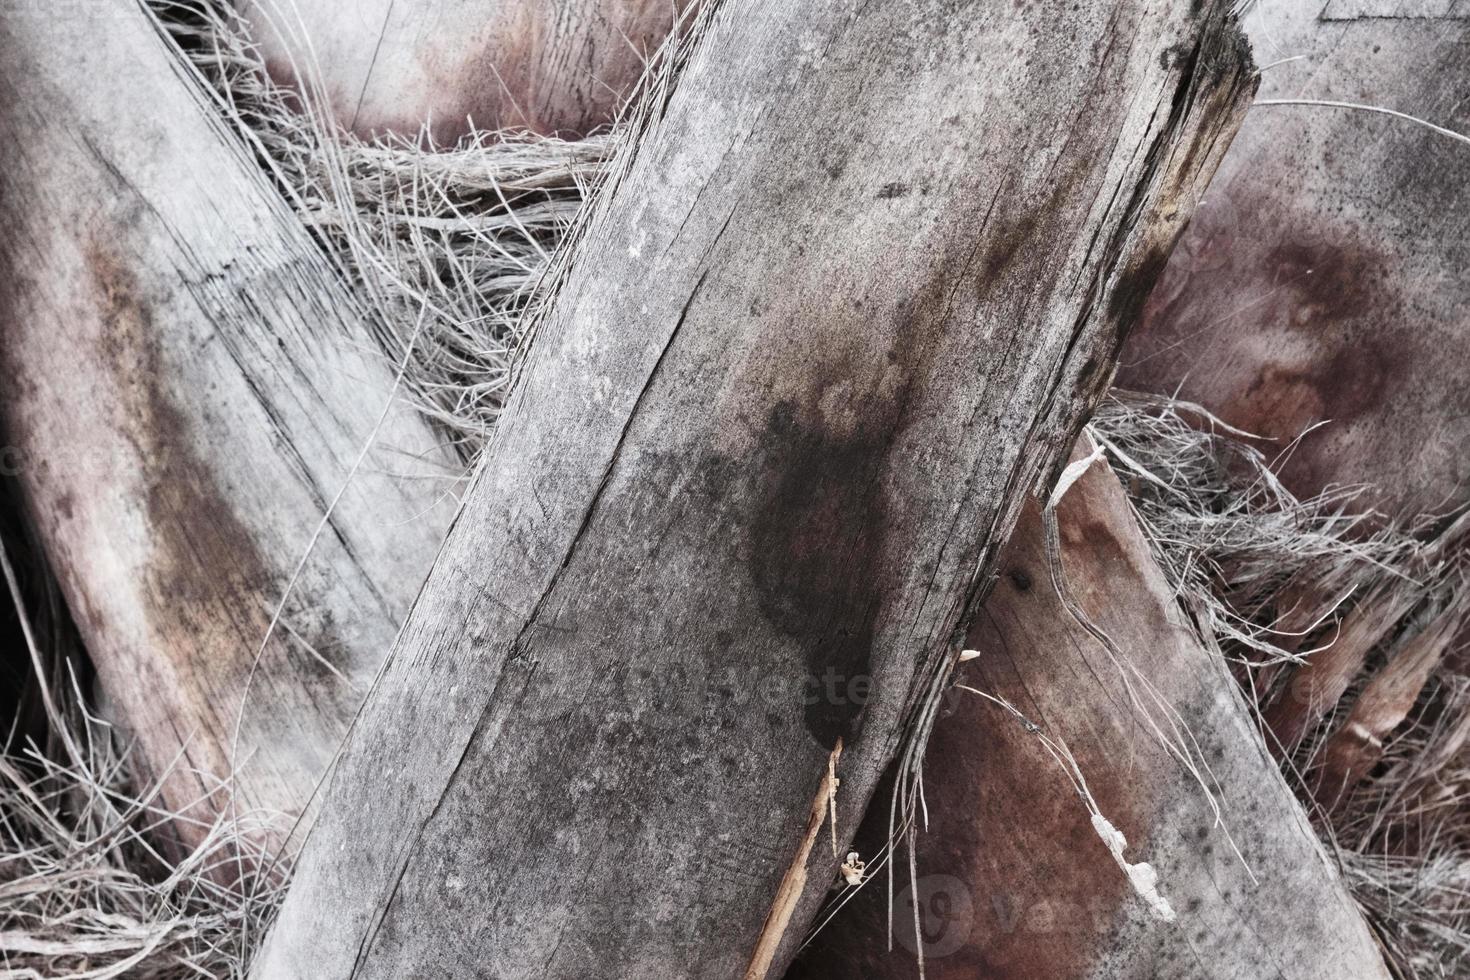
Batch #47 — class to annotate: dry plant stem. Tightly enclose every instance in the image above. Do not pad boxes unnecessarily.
[0,0,455,855]
[1264,584,1425,752]
[746,741,844,980]
[793,439,1390,980]
[1312,600,1469,812]
[255,0,1253,976]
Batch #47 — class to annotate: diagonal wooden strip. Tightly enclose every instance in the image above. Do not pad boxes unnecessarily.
[0,0,456,854]
[255,1,1253,976]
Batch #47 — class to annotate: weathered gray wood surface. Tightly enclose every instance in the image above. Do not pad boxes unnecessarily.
[0,1,455,851]
[255,1,1252,976]
[1121,0,1470,519]
[791,444,1391,979]
[239,0,691,141]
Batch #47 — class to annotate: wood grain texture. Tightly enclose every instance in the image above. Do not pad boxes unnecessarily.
[791,443,1392,980]
[0,1,456,851]
[255,1,1253,976]
[1120,0,1470,518]
[239,0,692,141]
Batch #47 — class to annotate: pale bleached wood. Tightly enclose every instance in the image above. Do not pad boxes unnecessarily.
[255,1,1253,976]
[0,2,456,852]
[238,0,692,141]
[791,444,1392,979]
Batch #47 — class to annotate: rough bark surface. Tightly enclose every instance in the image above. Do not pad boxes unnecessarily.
[256,1,1253,977]
[1121,0,1470,519]
[239,0,693,141]
[0,2,456,850]
[791,444,1392,979]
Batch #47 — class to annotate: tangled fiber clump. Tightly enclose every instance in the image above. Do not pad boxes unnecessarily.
[0,525,282,979]
[1,3,1466,979]
[157,0,613,457]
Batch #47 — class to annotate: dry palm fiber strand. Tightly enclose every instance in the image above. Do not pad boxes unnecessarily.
[0,2,1465,978]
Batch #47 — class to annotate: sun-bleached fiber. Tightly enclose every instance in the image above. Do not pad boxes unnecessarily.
[150,0,615,460]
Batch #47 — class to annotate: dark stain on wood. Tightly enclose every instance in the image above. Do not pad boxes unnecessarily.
[979,210,1038,285]
[1106,243,1173,334]
[975,162,1092,295]
[748,397,895,749]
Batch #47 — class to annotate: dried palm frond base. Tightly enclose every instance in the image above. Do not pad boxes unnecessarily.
[1,4,1466,979]
[1092,393,1470,978]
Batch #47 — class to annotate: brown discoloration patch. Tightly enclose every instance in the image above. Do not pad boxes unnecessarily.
[944,506,1151,980]
[88,240,270,609]
[977,209,1038,286]
[789,417,1385,978]
[72,236,360,847]
[789,495,1148,979]
[1120,6,1470,521]
[1126,210,1416,502]
[81,240,329,704]
[1229,242,1410,471]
